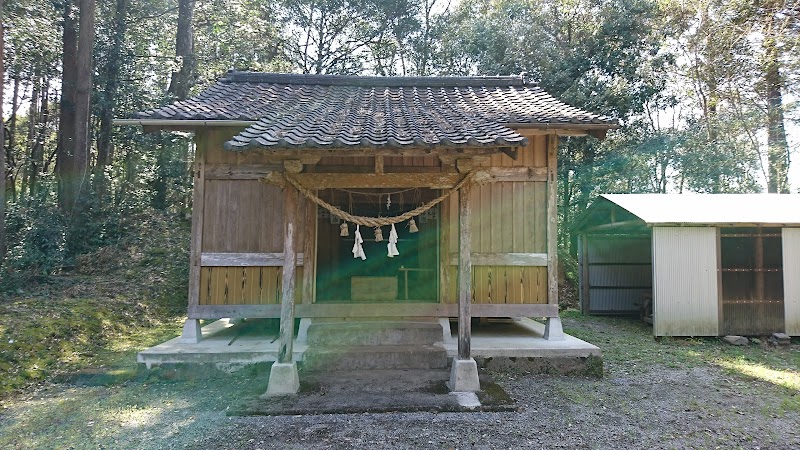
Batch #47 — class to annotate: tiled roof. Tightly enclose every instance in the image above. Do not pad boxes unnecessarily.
[133,72,618,150]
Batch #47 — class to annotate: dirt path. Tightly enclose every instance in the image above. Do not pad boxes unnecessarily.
[1,314,798,449]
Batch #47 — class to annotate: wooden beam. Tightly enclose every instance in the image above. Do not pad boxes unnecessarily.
[284,159,303,174]
[204,164,282,180]
[315,165,446,174]
[483,167,547,182]
[513,129,588,137]
[374,156,384,174]
[200,252,305,267]
[277,185,299,364]
[288,172,463,189]
[458,181,473,360]
[456,158,473,174]
[302,197,316,305]
[448,252,547,267]
[546,135,559,306]
[500,147,518,160]
[187,158,206,310]
[189,303,559,319]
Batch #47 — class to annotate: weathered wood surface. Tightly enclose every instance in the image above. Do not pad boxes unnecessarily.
[546,135,559,306]
[278,185,298,364]
[202,179,295,253]
[200,252,305,267]
[198,266,304,305]
[448,252,547,267]
[189,302,559,319]
[188,158,206,308]
[285,172,463,189]
[204,164,281,179]
[302,197,317,304]
[458,182,473,360]
[444,266,547,305]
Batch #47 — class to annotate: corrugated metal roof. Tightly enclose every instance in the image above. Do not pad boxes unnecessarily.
[600,194,800,226]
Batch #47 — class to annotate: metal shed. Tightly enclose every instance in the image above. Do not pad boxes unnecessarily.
[574,194,800,337]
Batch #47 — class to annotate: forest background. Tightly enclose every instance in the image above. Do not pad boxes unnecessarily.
[0,0,798,292]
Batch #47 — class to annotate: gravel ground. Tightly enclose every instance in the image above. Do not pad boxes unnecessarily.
[1,315,798,449]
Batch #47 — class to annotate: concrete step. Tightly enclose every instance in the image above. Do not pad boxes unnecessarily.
[303,344,448,371]
[306,320,444,347]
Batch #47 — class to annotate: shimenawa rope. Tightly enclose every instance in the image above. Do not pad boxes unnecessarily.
[283,172,475,228]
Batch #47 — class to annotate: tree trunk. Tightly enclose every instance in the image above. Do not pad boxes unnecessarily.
[168,0,195,100]
[56,0,79,212]
[763,35,789,193]
[8,76,20,202]
[22,76,41,196]
[1,0,6,264]
[29,78,50,197]
[58,0,94,215]
[96,0,128,198]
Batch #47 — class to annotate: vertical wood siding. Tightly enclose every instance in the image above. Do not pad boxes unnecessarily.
[199,266,304,305]
[443,135,549,305]
[783,228,800,335]
[196,129,551,307]
[652,227,719,336]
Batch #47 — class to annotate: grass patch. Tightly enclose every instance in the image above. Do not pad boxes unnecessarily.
[0,297,182,397]
[0,213,190,400]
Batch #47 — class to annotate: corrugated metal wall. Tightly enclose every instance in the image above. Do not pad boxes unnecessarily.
[653,227,719,336]
[582,235,652,314]
[783,228,800,335]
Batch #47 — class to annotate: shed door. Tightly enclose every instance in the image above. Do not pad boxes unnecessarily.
[719,227,784,336]
[783,228,800,335]
[652,227,719,336]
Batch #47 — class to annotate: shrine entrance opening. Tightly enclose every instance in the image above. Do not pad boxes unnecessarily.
[314,188,440,303]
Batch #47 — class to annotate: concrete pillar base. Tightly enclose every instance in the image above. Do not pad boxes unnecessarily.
[296,318,313,344]
[544,317,565,341]
[438,318,453,342]
[448,358,480,392]
[263,362,300,396]
[179,319,202,344]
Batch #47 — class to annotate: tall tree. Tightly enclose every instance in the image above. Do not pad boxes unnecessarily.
[96,0,129,197]
[56,0,79,212]
[168,0,195,99]
[1,0,6,264]
[281,0,418,74]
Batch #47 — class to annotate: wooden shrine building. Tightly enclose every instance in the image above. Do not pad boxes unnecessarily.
[119,72,618,393]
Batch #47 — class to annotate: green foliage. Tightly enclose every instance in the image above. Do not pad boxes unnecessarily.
[3,188,66,277]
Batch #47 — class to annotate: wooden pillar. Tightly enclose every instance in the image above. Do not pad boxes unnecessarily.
[278,184,299,363]
[457,181,473,360]
[301,196,316,305]
[187,158,205,314]
[546,135,559,307]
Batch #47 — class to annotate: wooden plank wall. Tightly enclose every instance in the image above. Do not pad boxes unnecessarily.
[194,129,552,308]
[442,135,550,305]
[197,129,307,306]
[199,267,304,305]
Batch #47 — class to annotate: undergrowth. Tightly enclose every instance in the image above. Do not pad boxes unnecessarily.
[0,210,190,399]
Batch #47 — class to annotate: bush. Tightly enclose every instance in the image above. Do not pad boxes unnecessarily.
[4,195,66,276]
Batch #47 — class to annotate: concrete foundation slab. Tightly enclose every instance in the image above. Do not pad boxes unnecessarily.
[138,317,600,373]
[228,369,516,416]
[138,319,306,371]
